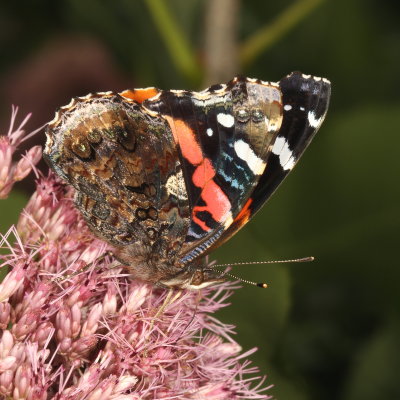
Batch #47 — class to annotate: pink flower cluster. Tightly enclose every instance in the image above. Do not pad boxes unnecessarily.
[0,107,42,199]
[0,111,271,399]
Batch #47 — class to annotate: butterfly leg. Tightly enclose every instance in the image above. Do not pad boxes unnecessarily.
[144,289,182,354]
[153,288,182,321]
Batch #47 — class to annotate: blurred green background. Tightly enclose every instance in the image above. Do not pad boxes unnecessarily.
[1,1,399,399]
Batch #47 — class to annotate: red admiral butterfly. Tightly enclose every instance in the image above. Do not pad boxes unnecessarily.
[44,72,331,289]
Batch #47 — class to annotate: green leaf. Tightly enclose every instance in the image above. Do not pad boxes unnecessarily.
[215,233,292,357]
[0,190,27,237]
[343,320,400,400]
[145,0,202,84]
[240,0,325,67]
[0,190,28,280]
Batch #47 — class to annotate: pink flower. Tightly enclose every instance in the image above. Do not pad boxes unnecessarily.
[0,106,42,199]
[0,112,272,399]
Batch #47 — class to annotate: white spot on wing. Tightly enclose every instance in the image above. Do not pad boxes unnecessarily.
[142,105,158,117]
[272,136,296,170]
[97,91,113,96]
[78,94,93,100]
[307,111,323,128]
[192,93,228,106]
[166,171,188,201]
[61,98,76,110]
[284,104,292,111]
[283,153,296,170]
[207,128,213,137]
[148,91,161,101]
[48,110,61,125]
[170,89,186,95]
[213,84,227,94]
[223,215,233,228]
[217,113,234,128]
[234,140,265,175]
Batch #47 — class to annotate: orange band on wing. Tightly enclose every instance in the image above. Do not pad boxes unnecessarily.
[192,158,215,187]
[120,88,160,103]
[165,117,203,165]
[165,117,232,226]
[192,180,231,226]
[201,181,231,223]
[233,198,252,225]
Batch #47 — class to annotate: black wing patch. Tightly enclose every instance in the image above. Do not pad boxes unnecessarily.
[203,72,331,251]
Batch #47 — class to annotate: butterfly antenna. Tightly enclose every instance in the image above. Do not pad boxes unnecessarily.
[212,256,314,268]
[213,269,268,288]
[211,256,315,288]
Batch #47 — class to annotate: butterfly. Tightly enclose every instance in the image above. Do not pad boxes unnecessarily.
[44,71,331,289]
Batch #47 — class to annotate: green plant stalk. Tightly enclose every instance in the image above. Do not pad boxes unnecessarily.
[145,0,202,84]
[240,0,324,67]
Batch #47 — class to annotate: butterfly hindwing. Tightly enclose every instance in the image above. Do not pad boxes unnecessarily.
[44,93,192,274]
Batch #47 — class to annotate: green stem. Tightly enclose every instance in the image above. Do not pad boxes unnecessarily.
[240,0,325,67]
[145,0,202,84]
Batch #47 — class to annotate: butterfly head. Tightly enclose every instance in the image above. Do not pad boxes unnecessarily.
[158,262,225,290]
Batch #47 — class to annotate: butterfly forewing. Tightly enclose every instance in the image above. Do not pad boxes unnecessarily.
[143,78,284,263]
[203,72,331,251]
[247,72,331,218]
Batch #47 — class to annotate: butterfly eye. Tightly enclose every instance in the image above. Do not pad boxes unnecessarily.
[235,108,250,123]
[251,109,264,123]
